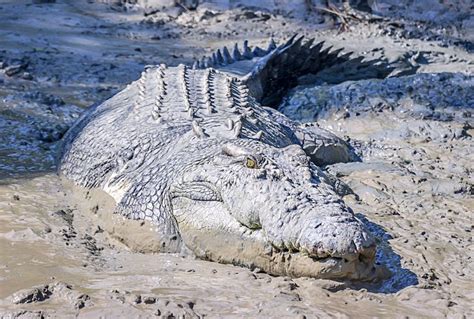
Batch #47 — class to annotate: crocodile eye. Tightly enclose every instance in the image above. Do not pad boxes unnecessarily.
[245,156,257,169]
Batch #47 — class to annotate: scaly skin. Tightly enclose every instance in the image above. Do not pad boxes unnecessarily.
[60,39,382,280]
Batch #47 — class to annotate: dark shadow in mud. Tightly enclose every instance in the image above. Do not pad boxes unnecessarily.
[282,72,473,127]
[199,37,399,109]
[353,213,419,293]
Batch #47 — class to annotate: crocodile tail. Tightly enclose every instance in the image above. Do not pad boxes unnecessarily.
[243,35,394,108]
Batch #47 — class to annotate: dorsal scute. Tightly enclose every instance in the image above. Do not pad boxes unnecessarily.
[193,39,277,70]
[130,64,245,137]
[192,38,281,78]
[127,64,294,146]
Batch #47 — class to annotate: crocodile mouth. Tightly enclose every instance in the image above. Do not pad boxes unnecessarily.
[290,254,381,281]
[171,196,385,281]
[170,179,381,281]
[264,241,381,281]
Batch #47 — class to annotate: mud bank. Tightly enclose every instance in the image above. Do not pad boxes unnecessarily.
[0,0,473,318]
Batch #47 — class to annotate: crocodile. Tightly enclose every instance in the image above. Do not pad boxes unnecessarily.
[59,36,393,280]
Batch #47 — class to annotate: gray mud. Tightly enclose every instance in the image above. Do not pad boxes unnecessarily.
[0,0,473,318]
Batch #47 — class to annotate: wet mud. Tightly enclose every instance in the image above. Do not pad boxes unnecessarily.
[0,0,473,318]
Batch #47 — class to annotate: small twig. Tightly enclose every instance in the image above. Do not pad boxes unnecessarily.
[313,6,349,31]
[311,1,363,32]
[329,3,351,31]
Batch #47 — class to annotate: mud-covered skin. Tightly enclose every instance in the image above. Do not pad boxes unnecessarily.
[60,39,377,279]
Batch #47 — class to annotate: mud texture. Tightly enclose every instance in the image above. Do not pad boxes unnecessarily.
[0,0,473,318]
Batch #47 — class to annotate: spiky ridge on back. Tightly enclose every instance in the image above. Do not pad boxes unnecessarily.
[129,64,296,143]
[60,35,395,192]
[192,38,277,69]
[60,35,394,197]
[194,35,394,107]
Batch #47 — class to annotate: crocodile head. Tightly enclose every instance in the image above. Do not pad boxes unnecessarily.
[170,139,379,280]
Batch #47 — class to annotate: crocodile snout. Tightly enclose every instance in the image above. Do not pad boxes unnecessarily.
[289,215,379,280]
[299,215,375,257]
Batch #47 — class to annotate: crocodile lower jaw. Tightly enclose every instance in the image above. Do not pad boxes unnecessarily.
[173,199,387,281]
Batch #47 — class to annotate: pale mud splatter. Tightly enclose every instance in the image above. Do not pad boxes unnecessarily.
[0,0,473,318]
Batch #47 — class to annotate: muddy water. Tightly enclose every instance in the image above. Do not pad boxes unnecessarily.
[0,0,473,318]
[0,173,465,317]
